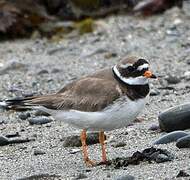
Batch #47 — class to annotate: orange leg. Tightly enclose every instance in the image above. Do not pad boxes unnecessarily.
[99,131,107,164]
[80,129,96,166]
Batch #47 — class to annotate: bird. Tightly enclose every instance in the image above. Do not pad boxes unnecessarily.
[1,56,156,166]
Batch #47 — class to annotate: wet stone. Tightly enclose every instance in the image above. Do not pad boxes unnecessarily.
[153,131,189,145]
[158,103,190,132]
[0,136,9,146]
[176,134,190,148]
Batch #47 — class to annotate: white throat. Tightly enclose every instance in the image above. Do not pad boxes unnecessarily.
[113,65,149,85]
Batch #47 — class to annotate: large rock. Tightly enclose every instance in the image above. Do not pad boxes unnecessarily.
[158,103,190,132]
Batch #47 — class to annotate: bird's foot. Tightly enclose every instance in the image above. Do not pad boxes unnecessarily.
[97,160,111,166]
[84,158,96,167]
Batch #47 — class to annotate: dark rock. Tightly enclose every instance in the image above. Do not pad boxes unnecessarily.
[5,132,20,138]
[158,103,190,132]
[0,136,9,146]
[110,147,174,168]
[153,131,189,145]
[28,116,52,125]
[149,124,160,131]
[34,110,50,116]
[176,170,190,177]
[165,75,181,84]
[18,112,31,120]
[17,174,61,180]
[186,59,190,65]
[63,133,106,147]
[176,134,190,148]
[116,175,135,180]
[34,149,46,156]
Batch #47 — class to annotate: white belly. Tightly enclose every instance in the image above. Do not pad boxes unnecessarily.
[49,96,147,131]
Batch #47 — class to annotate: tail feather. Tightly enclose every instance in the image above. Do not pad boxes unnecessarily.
[0,97,36,110]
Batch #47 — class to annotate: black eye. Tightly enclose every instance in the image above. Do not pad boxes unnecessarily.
[127,66,135,72]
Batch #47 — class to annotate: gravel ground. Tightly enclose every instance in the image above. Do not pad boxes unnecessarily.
[0,2,190,180]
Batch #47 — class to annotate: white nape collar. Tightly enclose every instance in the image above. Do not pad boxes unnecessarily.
[112,65,148,85]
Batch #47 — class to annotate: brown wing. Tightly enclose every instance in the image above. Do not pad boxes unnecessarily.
[26,77,122,112]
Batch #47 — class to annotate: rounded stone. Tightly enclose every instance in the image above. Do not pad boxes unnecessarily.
[176,134,190,148]
[153,131,189,145]
[158,103,190,132]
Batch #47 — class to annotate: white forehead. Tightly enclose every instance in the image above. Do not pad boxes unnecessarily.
[137,63,149,71]
[120,63,132,68]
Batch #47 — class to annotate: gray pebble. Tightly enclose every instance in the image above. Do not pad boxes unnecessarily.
[28,116,52,125]
[18,112,31,120]
[34,149,46,156]
[176,134,190,148]
[153,131,189,145]
[165,75,181,84]
[63,133,106,147]
[112,142,126,148]
[158,103,190,132]
[115,175,135,180]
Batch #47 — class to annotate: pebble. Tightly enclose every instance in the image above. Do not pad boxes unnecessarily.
[115,175,135,180]
[18,174,61,180]
[18,112,31,120]
[112,142,126,148]
[0,136,9,146]
[165,75,181,84]
[153,131,189,145]
[34,149,46,156]
[37,69,49,75]
[158,103,190,132]
[63,133,106,147]
[176,134,190,148]
[28,116,52,125]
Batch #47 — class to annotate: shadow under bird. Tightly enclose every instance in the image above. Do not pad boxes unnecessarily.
[0,56,156,166]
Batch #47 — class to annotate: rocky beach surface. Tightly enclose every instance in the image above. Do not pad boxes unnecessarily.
[0,2,190,179]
